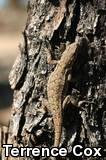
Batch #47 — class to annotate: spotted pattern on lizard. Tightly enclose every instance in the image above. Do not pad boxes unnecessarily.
[46,39,88,147]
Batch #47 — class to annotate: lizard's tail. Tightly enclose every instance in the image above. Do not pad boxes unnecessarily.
[53,112,62,147]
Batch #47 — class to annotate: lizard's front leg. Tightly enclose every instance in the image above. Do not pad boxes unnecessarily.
[45,39,59,65]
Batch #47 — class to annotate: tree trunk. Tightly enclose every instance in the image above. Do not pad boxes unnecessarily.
[3,0,106,160]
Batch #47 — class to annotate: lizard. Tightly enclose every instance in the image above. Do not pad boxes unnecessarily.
[46,38,88,147]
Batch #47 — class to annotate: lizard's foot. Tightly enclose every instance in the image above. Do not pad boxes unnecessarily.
[45,39,58,65]
[41,98,48,107]
[41,98,50,113]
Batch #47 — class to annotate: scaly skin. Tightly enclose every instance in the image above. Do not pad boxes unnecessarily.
[47,42,79,147]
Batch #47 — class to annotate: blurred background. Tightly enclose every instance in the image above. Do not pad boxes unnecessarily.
[0,0,27,109]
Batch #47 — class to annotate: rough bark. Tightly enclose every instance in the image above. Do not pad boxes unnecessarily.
[4,0,106,160]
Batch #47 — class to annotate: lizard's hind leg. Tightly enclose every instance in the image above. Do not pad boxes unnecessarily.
[63,95,79,110]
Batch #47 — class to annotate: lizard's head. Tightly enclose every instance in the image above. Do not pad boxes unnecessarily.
[60,42,78,69]
[63,38,88,68]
